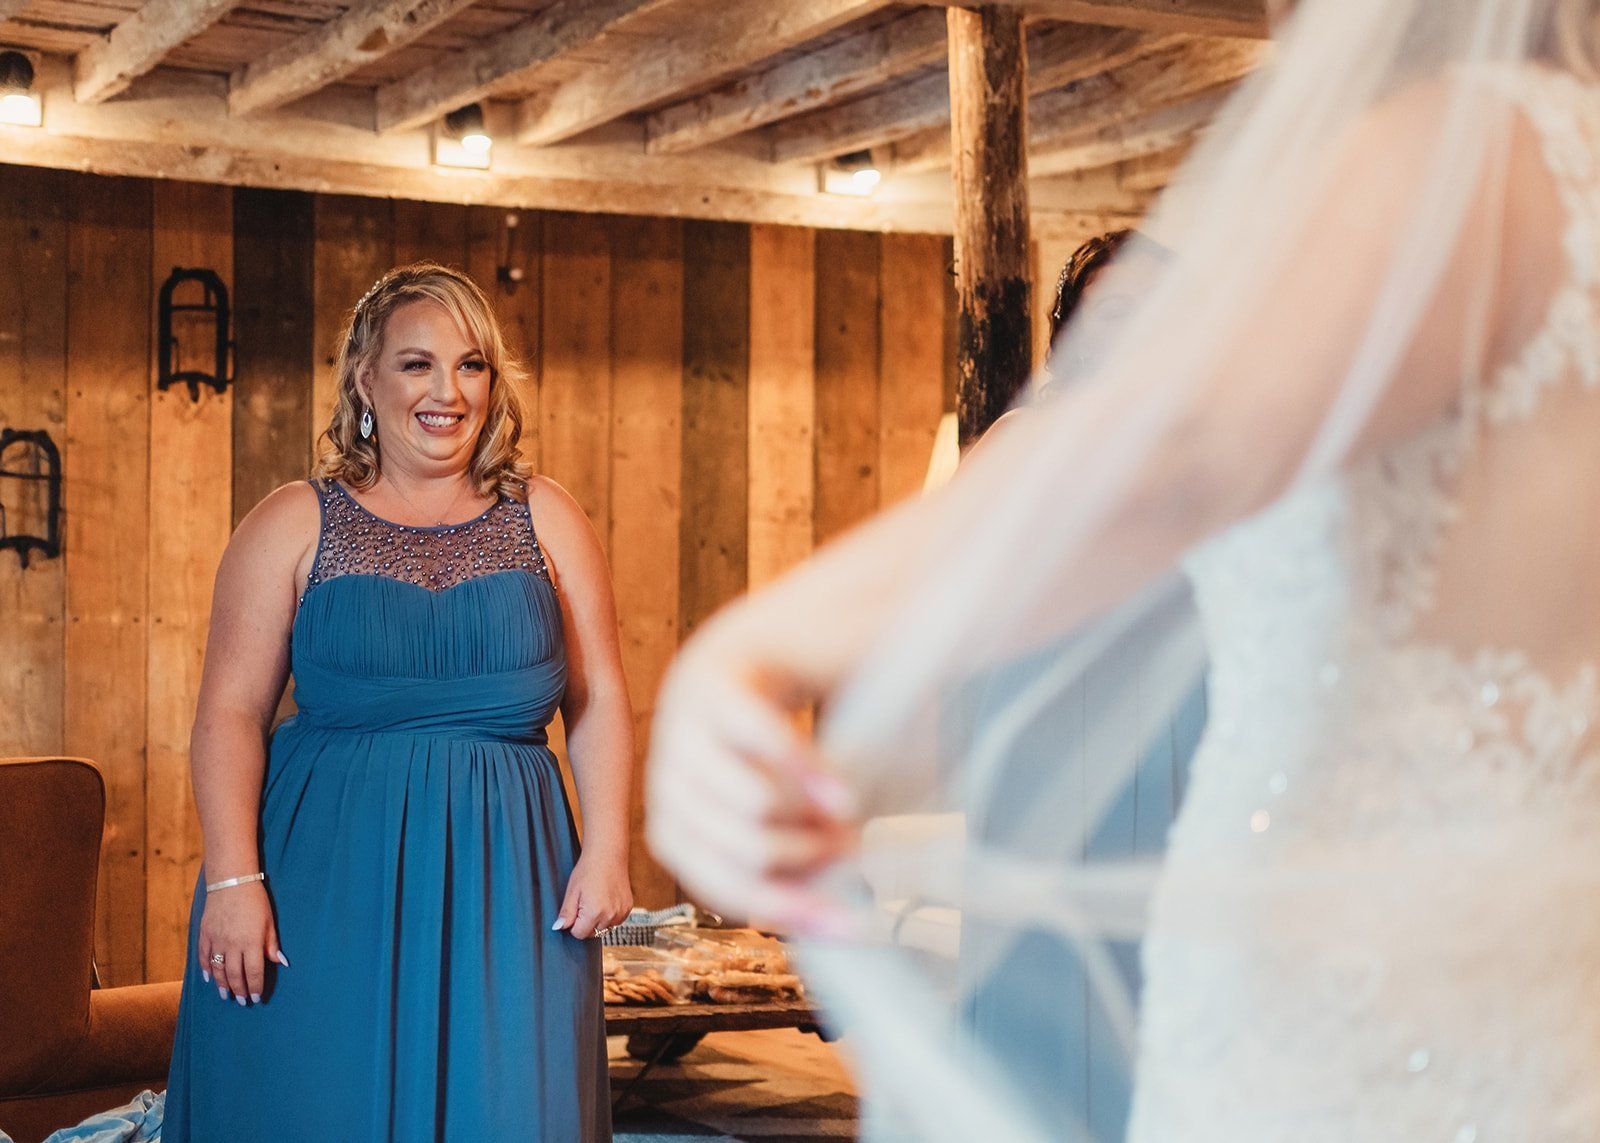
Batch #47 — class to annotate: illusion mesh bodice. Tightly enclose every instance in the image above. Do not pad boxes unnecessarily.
[1130,65,1600,1142]
[302,478,552,599]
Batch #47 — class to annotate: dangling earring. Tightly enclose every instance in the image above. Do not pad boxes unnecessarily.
[359,406,374,440]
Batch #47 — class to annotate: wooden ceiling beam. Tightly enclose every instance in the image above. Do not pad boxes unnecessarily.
[768,22,1170,167]
[514,0,895,148]
[228,0,486,118]
[888,36,1264,172]
[948,0,1269,39]
[0,1,32,22]
[373,0,663,135]
[1115,142,1194,191]
[644,6,947,155]
[1028,84,1228,177]
[72,0,242,104]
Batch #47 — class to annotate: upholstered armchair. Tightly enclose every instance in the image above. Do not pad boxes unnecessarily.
[0,758,180,1143]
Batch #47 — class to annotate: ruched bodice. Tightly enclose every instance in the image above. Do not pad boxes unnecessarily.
[289,572,566,745]
[164,478,609,1143]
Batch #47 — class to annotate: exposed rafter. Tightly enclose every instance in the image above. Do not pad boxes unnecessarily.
[768,22,1174,167]
[957,0,1269,38]
[645,7,948,156]
[1028,85,1228,177]
[72,0,242,104]
[888,36,1265,172]
[374,0,663,135]
[229,0,485,118]
[1116,143,1194,191]
[0,0,33,22]
[514,0,895,148]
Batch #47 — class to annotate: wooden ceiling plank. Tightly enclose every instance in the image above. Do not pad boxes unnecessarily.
[769,21,1169,166]
[890,36,1264,172]
[645,6,948,155]
[958,0,1268,39]
[72,0,243,104]
[514,0,895,148]
[373,0,663,135]
[1028,84,1228,176]
[228,0,487,118]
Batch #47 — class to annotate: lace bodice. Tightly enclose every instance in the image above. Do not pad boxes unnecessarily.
[1131,66,1600,1141]
[301,478,552,601]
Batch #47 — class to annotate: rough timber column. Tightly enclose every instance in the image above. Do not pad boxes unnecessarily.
[947,5,1033,447]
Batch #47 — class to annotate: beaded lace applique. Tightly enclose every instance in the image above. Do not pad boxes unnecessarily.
[301,478,552,600]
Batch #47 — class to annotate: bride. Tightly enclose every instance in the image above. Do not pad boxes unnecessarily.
[646,0,1600,1138]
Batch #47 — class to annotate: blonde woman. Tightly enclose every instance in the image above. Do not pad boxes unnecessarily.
[164,263,631,1140]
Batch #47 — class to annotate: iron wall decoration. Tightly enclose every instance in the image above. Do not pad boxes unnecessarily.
[0,428,63,567]
[158,267,233,400]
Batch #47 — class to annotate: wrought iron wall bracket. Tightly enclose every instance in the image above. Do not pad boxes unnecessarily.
[0,428,63,568]
[158,267,233,400]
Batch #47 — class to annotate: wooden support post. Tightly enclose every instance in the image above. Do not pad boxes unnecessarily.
[948,6,1033,448]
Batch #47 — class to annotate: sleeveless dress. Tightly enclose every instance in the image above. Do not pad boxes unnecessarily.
[163,478,609,1142]
[1128,66,1600,1141]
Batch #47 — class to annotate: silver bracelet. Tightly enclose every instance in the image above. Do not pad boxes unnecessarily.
[206,872,266,893]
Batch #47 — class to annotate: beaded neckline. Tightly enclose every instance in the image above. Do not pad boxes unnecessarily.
[331,479,501,533]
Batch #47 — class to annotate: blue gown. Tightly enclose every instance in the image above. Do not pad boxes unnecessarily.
[163,478,609,1141]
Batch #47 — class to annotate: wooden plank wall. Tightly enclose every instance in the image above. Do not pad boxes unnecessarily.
[0,161,955,985]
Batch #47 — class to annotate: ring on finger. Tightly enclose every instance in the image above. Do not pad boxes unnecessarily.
[210,953,225,966]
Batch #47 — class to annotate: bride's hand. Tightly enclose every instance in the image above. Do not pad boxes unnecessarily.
[645,623,861,935]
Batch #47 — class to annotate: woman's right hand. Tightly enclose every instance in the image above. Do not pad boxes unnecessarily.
[198,881,287,1005]
[645,620,861,935]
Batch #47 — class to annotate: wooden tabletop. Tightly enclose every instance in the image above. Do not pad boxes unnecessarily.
[603,999,821,1035]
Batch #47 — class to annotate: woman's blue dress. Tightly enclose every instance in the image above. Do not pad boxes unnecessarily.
[163,478,609,1141]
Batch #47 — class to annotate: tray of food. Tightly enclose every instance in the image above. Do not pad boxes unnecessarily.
[601,945,688,1006]
[652,928,804,1003]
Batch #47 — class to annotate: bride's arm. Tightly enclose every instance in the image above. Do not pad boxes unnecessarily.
[648,86,1563,926]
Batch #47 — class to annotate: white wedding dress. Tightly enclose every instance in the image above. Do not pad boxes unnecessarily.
[1129,64,1600,1141]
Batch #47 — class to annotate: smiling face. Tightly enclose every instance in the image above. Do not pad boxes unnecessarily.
[359,298,492,477]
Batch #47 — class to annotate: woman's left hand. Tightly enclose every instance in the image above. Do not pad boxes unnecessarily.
[554,852,633,940]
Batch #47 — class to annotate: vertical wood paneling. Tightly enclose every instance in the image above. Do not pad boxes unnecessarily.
[65,175,153,987]
[747,225,815,591]
[680,220,749,640]
[539,212,612,545]
[608,215,683,908]
[392,199,470,272]
[878,232,948,506]
[312,196,393,439]
[813,229,881,545]
[232,189,314,527]
[465,207,540,468]
[145,181,233,982]
[0,165,69,757]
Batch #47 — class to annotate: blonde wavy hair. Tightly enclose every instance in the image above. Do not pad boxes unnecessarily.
[313,261,532,500]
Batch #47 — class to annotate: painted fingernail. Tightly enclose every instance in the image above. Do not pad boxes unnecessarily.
[275,952,290,967]
[552,918,568,931]
[218,987,229,1000]
[250,993,262,1004]
[236,995,247,1007]
[202,970,211,983]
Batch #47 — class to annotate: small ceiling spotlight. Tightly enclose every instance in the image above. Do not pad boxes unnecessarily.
[820,150,881,197]
[433,103,492,169]
[0,50,42,129]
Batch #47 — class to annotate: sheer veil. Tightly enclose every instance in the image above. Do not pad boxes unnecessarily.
[749,0,1589,1137]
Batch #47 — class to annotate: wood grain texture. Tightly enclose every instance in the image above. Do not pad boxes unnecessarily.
[679,220,749,639]
[232,188,314,528]
[392,197,469,272]
[72,0,242,103]
[0,165,69,758]
[145,179,233,981]
[311,196,393,442]
[877,232,948,506]
[747,224,816,590]
[538,211,612,548]
[607,214,683,909]
[813,228,880,544]
[974,0,1268,37]
[65,174,153,987]
[948,7,1033,446]
[465,205,541,468]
